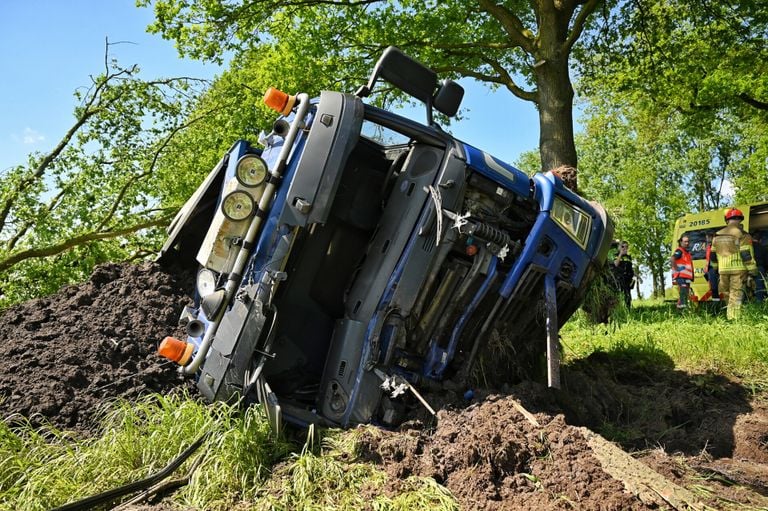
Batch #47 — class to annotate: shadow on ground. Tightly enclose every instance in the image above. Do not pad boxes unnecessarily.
[536,344,753,458]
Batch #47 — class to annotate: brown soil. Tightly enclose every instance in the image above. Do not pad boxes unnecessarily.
[0,261,195,433]
[1,262,767,510]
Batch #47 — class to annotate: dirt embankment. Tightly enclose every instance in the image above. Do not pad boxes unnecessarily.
[0,262,766,510]
[0,262,195,433]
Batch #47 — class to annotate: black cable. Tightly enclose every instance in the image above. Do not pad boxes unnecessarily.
[50,431,211,511]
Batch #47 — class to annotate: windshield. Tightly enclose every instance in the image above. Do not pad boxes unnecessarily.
[360,119,411,147]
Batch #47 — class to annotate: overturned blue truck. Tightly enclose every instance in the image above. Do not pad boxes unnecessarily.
[157,47,613,431]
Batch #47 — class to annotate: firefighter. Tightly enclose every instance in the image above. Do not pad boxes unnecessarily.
[710,208,758,319]
[671,235,694,309]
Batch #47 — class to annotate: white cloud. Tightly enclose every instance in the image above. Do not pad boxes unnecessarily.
[21,127,45,145]
[11,128,45,145]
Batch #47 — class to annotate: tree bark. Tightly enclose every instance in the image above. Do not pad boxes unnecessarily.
[534,1,579,189]
[651,263,665,298]
[536,59,577,174]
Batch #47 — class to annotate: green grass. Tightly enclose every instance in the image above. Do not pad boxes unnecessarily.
[0,394,458,511]
[0,393,293,511]
[561,299,768,390]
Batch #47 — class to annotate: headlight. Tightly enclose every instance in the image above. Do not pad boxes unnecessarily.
[221,190,254,221]
[551,196,591,249]
[236,154,268,187]
[196,268,218,298]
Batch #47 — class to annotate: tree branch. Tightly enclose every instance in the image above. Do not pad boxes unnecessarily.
[564,0,600,53]
[0,215,172,274]
[477,0,536,55]
[95,112,208,232]
[0,56,136,232]
[433,51,538,103]
[737,93,768,111]
[5,187,68,252]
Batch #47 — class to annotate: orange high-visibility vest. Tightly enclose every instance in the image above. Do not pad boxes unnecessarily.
[672,247,694,280]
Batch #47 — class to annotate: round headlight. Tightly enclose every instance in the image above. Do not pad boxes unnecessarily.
[236,154,268,187]
[221,190,254,221]
[196,268,217,298]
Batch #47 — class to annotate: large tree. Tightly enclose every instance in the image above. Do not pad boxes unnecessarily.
[578,0,767,202]
[580,0,767,115]
[575,99,688,297]
[141,0,604,187]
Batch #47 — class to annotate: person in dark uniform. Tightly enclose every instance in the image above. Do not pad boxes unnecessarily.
[612,240,635,308]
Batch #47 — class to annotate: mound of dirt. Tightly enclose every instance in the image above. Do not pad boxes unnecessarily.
[358,379,768,510]
[0,262,195,433]
[358,396,651,510]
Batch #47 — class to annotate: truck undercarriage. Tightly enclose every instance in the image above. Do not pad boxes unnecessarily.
[157,47,613,429]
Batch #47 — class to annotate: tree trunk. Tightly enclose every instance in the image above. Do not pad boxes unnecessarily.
[651,265,666,298]
[536,59,577,173]
[535,4,579,190]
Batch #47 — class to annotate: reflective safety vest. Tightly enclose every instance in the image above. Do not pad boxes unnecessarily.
[672,246,694,280]
[711,225,757,274]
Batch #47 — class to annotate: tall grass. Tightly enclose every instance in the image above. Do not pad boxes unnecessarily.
[0,393,291,510]
[562,300,768,389]
[0,394,457,510]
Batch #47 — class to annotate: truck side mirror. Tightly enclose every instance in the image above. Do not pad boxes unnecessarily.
[356,46,436,103]
[356,46,464,123]
[434,79,464,117]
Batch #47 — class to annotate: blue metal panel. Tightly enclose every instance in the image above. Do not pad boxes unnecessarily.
[498,173,595,298]
[462,144,531,197]
[424,255,499,378]
[245,128,310,281]
[532,173,555,212]
[535,171,612,262]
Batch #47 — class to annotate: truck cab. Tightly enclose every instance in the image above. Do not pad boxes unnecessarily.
[158,47,613,429]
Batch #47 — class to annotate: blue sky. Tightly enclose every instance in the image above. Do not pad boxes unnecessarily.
[0,1,541,174]
[0,1,220,172]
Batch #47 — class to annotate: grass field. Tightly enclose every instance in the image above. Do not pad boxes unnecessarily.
[2,299,766,510]
[562,299,768,391]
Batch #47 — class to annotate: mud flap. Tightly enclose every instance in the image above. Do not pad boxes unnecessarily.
[255,376,282,437]
[544,273,560,389]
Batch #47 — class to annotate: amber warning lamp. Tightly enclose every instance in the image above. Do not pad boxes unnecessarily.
[264,87,297,116]
[158,336,194,366]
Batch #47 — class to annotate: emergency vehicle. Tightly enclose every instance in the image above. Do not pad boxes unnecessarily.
[669,201,768,301]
